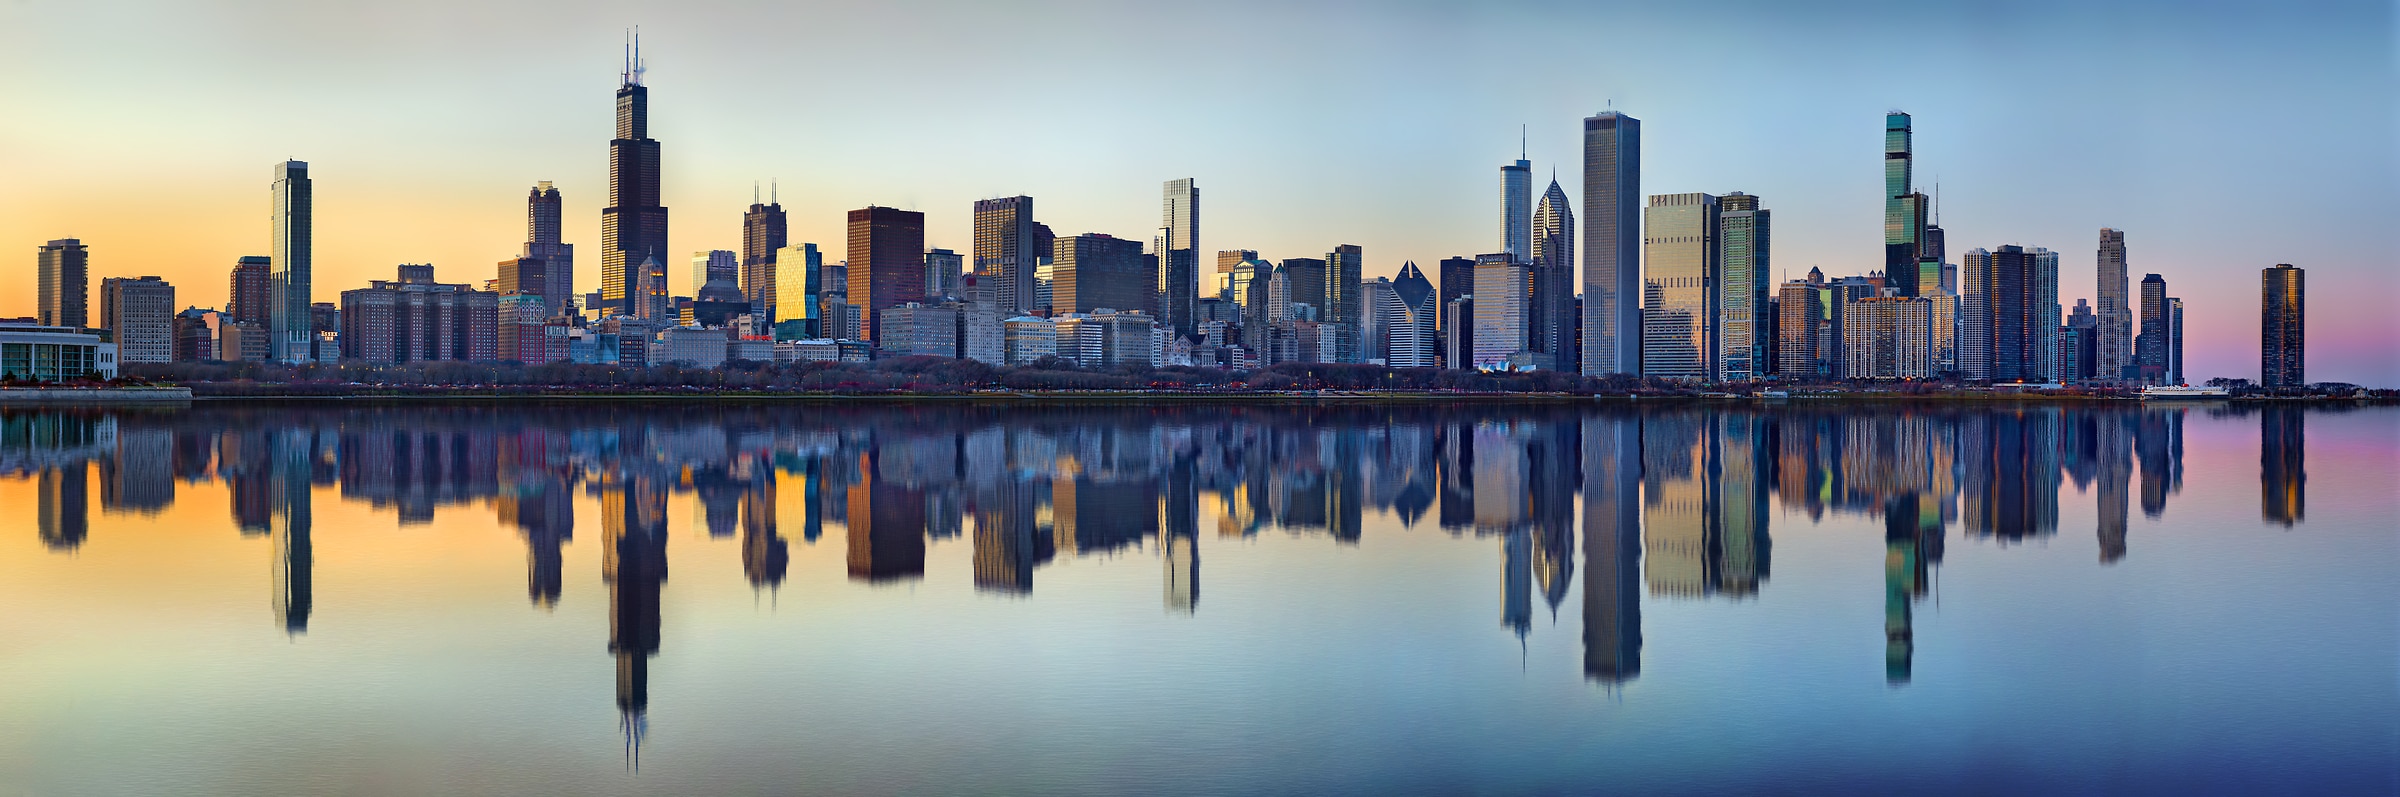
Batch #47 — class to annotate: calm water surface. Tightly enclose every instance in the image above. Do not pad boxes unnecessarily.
[1,401,2393,795]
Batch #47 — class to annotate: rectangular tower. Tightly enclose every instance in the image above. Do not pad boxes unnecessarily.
[741,195,787,318]
[1472,253,1529,369]
[600,48,668,319]
[36,238,88,328]
[1581,112,1642,376]
[524,182,575,317]
[270,161,313,362]
[2136,273,2168,384]
[973,196,1038,315]
[1642,192,1719,381]
[1502,156,1532,263]
[100,276,174,364]
[1717,192,1770,381]
[1160,179,1201,337]
[1325,244,1363,363]
[2095,229,2131,380]
[2261,264,2305,390]
[846,206,926,344]
[1883,113,1930,297]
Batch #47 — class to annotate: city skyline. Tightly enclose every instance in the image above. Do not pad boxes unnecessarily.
[0,1,2392,384]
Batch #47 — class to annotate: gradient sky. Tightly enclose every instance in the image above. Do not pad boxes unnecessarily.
[2,0,2393,384]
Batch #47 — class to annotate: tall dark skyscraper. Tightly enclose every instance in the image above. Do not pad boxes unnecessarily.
[1581,111,1641,376]
[229,255,272,325]
[2261,263,2305,390]
[36,238,88,328]
[741,186,787,318]
[2260,407,2305,526]
[974,196,1040,315]
[1883,112,1933,297]
[2096,229,2132,381]
[1960,245,2049,382]
[270,160,312,362]
[524,182,574,317]
[1160,179,1201,338]
[2136,273,2169,384]
[1717,192,1771,381]
[1532,178,1576,371]
[600,37,668,319]
[1325,244,1363,362]
[846,206,926,344]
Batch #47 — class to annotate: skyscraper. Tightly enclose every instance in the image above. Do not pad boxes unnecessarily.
[1472,253,1529,369]
[1501,152,1532,262]
[1883,113,1932,297]
[846,206,926,344]
[1160,179,1201,337]
[741,189,787,317]
[1774,280,1823,377]
[36,239,88,328]
[600,37,668,319]
[1581,111,1641,376]
[2136,273,2168,384]
[973,196,1040,315]
[100,276,174,364]
[2167,297,2184,385]
[1386,261,1438,368]
[1960,245,2051,382]
[1325,244,1363,362]
[2096,229,2132,381]
[270,161,312,362]
[2031,247,2060,382]
[1643,192,1719,381]
[1533,178,1576,370]
[1051,234,1150,315]
[1717,192,1770,381]
[772,243,823,339]
[524,182,574,317]
[2261,263,2305,390]
[229,256,272,325]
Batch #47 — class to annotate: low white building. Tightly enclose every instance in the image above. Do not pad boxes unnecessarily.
[0,323,117,380]
[1002,316,1056,365]
[654,326,728,367]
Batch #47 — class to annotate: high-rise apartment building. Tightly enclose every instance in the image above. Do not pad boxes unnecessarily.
[1642,192,1719,381]
[1774,280,1823,377]
[1532,178,1576,371]
[1051,234,1150,316]
[1960,245,2054,382]
[1473,253,1530,369]
[270,160,313,362]
[1581,111,1641,376]
[601,39,669,319]
[741,192,787,317]
[846,206,926,344]
[36,239,89,328]
[524,182,575,316]
[973,196,1040,315]
[2031,247,2060,381]
[2261,264,2305,390]
[1502,154,1532,262]
[229,256,272,325]
[100,276,174,364]
[2095,229,2132,381]
[2136,273,2169,385]
[339,265,499,363]
[1841,296,1934,379]
[1325,244,1363,363]
[1884,113,1933,297]
[1717,192,1770,381]
[2168,296,2184,385]
[1160,179,1201,337]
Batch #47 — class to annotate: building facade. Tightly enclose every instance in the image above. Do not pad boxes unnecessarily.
[1532,179,1577,371]
[1472,254,1529,370]
[1324,244,1363,363]
[1717,192,1770,381]
[1159,179,1201,337]
[99,276,174,364]
[1581,111,1642,376]
[36,239,89,329]
[338,266,499,364]
[846,206,927,344]
[270,160,313,362]
[600,44,669,319]
[1643,192,1719,381]
[973,196,1040,315]
[741,194,787,317]
[2095,228,2131,380]
[524,182,575,316]
[2261,263,2305,390]
[1051,234,1150,316]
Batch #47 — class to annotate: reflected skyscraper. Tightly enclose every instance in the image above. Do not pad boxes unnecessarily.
[270,428,314,635]
[1581,111,1642,376]
[600,470,668,762]
[1162,456,1200,614]
[1581,414,1642,683]
[847,450,928,582]
[37,464,88,551]
[2260,407,2305,527]
[1883,493,1941,684]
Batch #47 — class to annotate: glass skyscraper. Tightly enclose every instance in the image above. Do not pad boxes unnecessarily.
[2261,263,2305,390]
[270,160,312,362]
[1884,113,1932,297]
[1581,111,1641,376]
[1501,155,1531,263]
[601,38,669,319]
[2096,229,2131,381]
[974,196,1040,315]
[1717,192,1770,382]
[1159,179,1200,337]
[1642,192,1719,381]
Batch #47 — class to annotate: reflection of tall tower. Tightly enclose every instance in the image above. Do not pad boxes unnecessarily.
[2260,407,2306,527]
[1581,414,1642,684]
[2134,408,2182,519]
[741,472,788,590]
[270,429,314,635]
[2095,413,2133,563]
[971,478,1048,594]
[847,450,927,583]
[1162,457,1199,614]
[1882,493,1938,685]
[1502,529,1532,640]
[37,465,89,551]
[600,471,668,762]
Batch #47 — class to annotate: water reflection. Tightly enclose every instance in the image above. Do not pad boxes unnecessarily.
[0,400,2343,756]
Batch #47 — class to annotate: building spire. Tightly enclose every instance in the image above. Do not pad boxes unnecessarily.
[621,26,646,87]
[1520,124,1527,160]
[754,180,760,205]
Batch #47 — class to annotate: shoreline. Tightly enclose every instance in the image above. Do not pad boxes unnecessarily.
[151,389,2389,405]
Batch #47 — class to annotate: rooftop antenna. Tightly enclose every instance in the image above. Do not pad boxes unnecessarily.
[630,26,646,86]
[754,180,760,205]
[1520,124,1526,160]
[1934,180,1942,225]
[771,179,777,205]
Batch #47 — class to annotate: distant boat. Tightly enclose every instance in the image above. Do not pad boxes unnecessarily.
[2139,384,2229,400]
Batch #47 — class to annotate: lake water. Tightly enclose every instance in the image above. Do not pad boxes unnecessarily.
[1,401,2393,795]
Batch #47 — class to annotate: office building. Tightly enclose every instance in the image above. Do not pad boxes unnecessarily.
[1159,179,1201,337]
[1717,192,1770,381]
[1643,192,1719,381]
[1385,261,1438,368]
[880,303,960,358]
[773,243,824,339]
[270,160,313,362]
[2167,297,2184,385]
[600,40,669,318]
[1445,296,1474,368]
[496,256,549,301]
[924,248,963,299]
[1502,153,1532,262]
[1216,249,1257,280]
[229,256,272,325]
[1325,244,1363,363]
[1883,113,1933,297]
[36,238,89,329]
[2096,229,2131,380]
[741,190,786,316]
[1532,178,1576,370]
[2261,264,2305,390]
[846,206,926,344]
[1052,234,1150,316]
[1581,111,1641,376]
[1003,316,1056,365]
[2136,273,2169,384]
[1774,280,1823,377]
[973,196,1040,315]
[1473,253,1530,369]
[338,265,499,363]
[523,182,575,316]
[99,276,174,364]
[173,308,215,362]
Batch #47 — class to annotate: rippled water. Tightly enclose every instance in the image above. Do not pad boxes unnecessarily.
[0,401,2392,795]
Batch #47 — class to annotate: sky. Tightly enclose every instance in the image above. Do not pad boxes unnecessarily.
[1,0,2393,384]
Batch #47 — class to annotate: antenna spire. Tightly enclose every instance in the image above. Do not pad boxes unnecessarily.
[1520,124,1526,160]
[771,179,777,204]
[754,180,760,205]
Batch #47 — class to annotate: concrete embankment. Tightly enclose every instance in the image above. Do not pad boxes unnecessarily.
[0,387,194,404]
